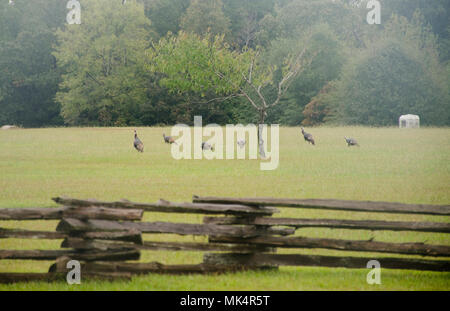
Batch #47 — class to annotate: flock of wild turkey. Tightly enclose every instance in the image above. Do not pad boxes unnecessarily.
[133,128,359,153]
[300,127,359,147]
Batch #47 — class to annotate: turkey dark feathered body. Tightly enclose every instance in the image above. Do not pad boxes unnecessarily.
[134,131,144,152]
[301,128,315,145]
[345,137,359,147]
[163,134,176,144]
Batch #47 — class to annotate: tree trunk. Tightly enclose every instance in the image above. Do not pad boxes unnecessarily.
[258,108,266,158]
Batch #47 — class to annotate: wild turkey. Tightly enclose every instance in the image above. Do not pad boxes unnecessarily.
[345,137,359,147]
[163,133,177,145]
[237,140,246,149]
[301,127,315,145]
[201,142,214,151]
[133,130,144,152]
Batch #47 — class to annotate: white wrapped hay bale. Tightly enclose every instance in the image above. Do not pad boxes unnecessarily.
[1,125,18,130]
[399,114,420,128]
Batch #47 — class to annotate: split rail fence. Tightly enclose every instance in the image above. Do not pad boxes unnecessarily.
[0,196,449,283]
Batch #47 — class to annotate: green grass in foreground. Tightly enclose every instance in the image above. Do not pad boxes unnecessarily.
[0,126,449,290]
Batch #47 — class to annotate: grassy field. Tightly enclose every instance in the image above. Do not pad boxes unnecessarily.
[0,126,449,290]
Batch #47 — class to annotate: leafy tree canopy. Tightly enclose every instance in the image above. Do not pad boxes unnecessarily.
[54,0,152,126]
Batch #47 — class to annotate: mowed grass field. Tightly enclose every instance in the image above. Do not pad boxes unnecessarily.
[0,126,449,290]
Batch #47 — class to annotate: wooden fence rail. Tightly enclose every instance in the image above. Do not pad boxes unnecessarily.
[0,249,140,261]
[209,236,450,257]
[56,218,295,237]
[193,196,450,216]
[61,238,274,253]
[52,197,279,216]
[0,206,143,221]
[0,228,66,239]
[203,253,450,272]
[0,195,449,284]
[204,216,450,233]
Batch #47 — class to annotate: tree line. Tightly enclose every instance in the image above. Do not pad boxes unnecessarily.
[0,0,449,127]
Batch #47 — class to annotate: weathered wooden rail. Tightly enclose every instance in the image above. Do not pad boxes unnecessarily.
[56,218,294,237]
[193,196,450,216]
[0,195,449,284]
[204,216,450,233]
[53,197,278,215]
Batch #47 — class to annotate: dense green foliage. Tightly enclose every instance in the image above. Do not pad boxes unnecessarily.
[0,0,448,127]
[0,0,65,127]
[53,0,152,126]
[323,14,450,126]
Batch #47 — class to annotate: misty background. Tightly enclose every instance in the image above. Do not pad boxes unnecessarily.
[0,0,449,127]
